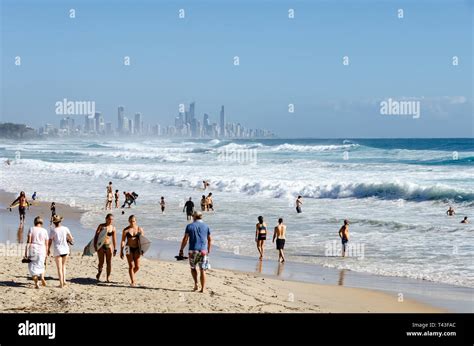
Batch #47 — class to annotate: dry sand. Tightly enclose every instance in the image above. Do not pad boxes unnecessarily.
[0,250,442,313]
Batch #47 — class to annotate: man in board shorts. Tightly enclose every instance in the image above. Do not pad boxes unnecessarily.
[179,211,212,292]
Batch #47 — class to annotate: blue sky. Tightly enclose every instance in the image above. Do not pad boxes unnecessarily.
[1,0,472,137]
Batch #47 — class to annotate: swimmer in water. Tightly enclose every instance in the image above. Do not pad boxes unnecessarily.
[446,206,456,216]
[461,217,469,224]
[160,196,166,214]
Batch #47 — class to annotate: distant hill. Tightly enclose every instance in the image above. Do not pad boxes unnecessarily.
[0,123,36,139]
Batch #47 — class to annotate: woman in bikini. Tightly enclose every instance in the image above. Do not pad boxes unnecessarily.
[255,216,268,260]
[105,182,113,210]
[120,215,144,286]
[94,213,117,282]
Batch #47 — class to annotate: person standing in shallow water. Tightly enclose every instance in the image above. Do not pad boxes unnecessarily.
[183,197,195,221]
[273,218,286,263]
[94,213,117,282]
[105,182,113,210]
[255,216,268,260]
[338,219,350,257]
[296,196,303,213]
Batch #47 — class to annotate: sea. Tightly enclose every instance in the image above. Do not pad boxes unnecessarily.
[1,138,473,287]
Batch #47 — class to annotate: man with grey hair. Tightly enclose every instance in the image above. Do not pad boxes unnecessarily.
[179,211,212,292]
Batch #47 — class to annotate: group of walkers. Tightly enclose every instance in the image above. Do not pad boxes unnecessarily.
[255,216,287,262]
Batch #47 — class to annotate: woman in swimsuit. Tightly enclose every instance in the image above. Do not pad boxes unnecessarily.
[120,215,144,286]
[255,216,268,260]
[94,213,117,282]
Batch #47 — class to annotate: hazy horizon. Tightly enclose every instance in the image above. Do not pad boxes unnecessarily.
[1,0,472,138]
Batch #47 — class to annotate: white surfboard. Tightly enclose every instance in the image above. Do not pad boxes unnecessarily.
[82,229,108,256]
[139,235,152,255]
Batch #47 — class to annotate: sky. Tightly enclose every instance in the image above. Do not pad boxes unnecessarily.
[1,0,473,138]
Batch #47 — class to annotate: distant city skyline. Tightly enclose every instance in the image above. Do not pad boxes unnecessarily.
[39,101,275,138]
[1,0,472,138]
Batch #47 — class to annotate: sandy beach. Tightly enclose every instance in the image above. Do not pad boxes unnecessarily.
[0,250,442,313]
[0,191,445,313]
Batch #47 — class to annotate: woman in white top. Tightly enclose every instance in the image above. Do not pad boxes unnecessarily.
[48,214,74,288]
[24,216,49,289]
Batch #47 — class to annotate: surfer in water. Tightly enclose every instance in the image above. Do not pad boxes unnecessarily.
[94,213,117,282]
[338,219,350,257]
[105,182,113,210]
[179,211,212,293]
[160,196,166,214]
[255,216,268,260]
[446,206,456,216]
[203,180,210,190]
[183,197,195,221]
[120,215,144,287]
[296,196,303,213]
[114,190,119,208]
[461,216,469,224]
[10,191,29,227]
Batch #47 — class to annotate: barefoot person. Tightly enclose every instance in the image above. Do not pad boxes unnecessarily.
[94,214,117,282]
[48,215,74,288]
[114,190,120,208]
[105,182,113,210]
[338,219,350,257]
[200,195,207,211]
[178,211,212,292]
[10,191,29,227]
[255,216,268,260]
[273,218,286,263]
[446,206,456,216]
[296,196,303,213]
[183,197,195,221]
[120,215,144,286]
[160,196,166,214]
[24,216,49,288]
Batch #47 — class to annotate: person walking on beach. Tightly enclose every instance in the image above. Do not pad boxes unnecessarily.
[200,195,207,211]
[273,218,286,263]
[48,215,74,288]
[160,196,166,214]
[296,196,303,213]
[10,191,29,227]
[94,213,117,282]
[206,193,214,211]
[183,197,195,221]
[120,215,144,287]
[105,182,113,210]
[178,211,212,293]
[114,190,120,208]
[461,216,469,224]
[255,216,268,260]
[446,206,456,216]
[50,202,56,225]
[24,216,49,289]
[338,219,350,257]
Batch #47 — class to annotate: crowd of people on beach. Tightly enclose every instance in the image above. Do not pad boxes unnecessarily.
[9,184,470,291]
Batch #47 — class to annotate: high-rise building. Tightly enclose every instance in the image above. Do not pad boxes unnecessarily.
[95,112,105,134]
[117,106,125,132]
[128,119,134,135]
[134,113,142,134]
[219,105,225,137]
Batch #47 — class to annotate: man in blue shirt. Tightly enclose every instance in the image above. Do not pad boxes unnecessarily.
[179,211,212,292]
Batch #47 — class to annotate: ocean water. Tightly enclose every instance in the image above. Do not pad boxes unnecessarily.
[1,138,473,287]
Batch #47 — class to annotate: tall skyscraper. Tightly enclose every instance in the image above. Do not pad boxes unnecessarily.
[134,113,142,134]
[95,112,104,134]
[117,106,125,132]
[219,105,225,137]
